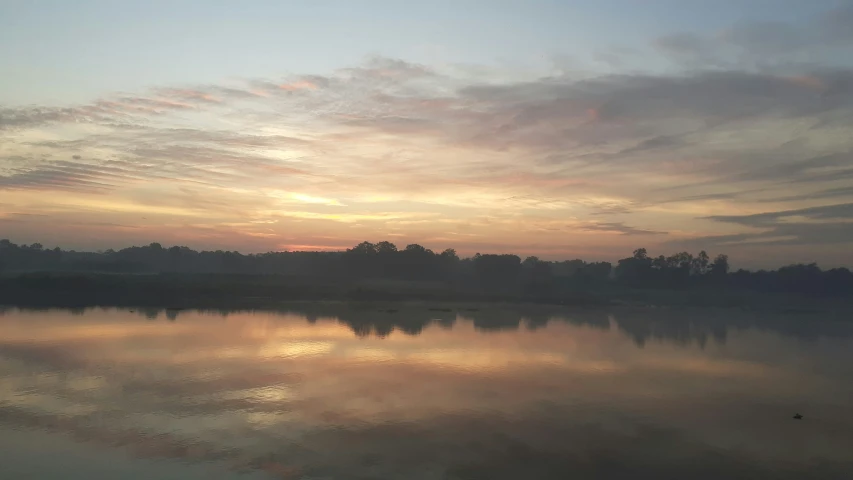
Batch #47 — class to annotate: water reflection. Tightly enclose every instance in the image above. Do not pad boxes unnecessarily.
[1,306,852,479]
[11,303,845,346]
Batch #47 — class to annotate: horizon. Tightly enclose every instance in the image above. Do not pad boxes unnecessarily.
[3,1,853,269]
[3,236,846,272]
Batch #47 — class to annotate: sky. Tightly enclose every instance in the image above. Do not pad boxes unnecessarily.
[2,0,853,268]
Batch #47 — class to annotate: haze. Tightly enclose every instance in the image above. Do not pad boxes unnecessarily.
[2,0,853,268]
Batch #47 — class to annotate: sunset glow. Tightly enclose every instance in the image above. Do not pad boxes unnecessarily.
[2,1,852,267]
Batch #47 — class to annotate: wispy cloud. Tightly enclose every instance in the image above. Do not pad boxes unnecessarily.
[278,80,320,91]
[705,203,853,227]
[577,222,667,236]
[663,203,853,265]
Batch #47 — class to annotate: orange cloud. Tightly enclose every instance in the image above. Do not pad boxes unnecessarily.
[278,80,319,91]
[279,243,353,251]
[586,107,600,122]
[785,75,825,91]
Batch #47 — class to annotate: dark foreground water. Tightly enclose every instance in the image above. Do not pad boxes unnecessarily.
[1,305,852,479]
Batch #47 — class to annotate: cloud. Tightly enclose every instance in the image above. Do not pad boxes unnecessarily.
[154,88,223,104]
[207,85,267,100]
[110,96,195,112]
[669,203,853,255]
[656,192,745,204]
[705,203,853,227]
[724,151,853,184]
[344,68,853,161]
[289,193,346,206]
[278,80,320,91]
[0,160,133,192]
[341,56,435,81]
[760,186,853,203]
[577,222,667,236]
[0,95,199,132]
[670,222,853,252]
[788,167,853,184]
[0,106,80,130]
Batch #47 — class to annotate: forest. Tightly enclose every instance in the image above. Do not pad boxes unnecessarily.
[2,239,851,301]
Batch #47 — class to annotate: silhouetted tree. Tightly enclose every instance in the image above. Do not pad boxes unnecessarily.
[577,261,612,282]
[615,248,653,285]
[692,250,710,276]
[710,254,729,277]
[375,241,398,254]
[474,254,522,292]
[522,256,553,295]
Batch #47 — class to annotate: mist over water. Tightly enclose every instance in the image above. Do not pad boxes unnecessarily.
[1,306,852,479]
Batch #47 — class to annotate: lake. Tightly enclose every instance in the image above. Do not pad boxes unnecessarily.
[1,305,852,479]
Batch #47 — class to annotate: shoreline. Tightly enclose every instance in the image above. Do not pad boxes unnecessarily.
[1,272,849,315]
[1,295,847,317]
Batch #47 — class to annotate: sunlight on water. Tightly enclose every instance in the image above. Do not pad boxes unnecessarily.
[1,305,853,479]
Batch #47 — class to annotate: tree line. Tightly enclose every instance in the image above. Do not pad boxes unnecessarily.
[1,239,851,297]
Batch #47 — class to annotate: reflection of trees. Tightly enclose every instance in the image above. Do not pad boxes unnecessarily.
[307,305,456,338]
[115,305,853,347]
[612,311,729,348]
[610,308,853,348]
[467,309,525,332]
[294,305,613,337]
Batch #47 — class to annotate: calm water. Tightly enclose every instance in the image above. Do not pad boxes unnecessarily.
[1,305,852,479]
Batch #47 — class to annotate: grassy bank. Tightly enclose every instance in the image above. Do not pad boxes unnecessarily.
[1,272,849,315]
